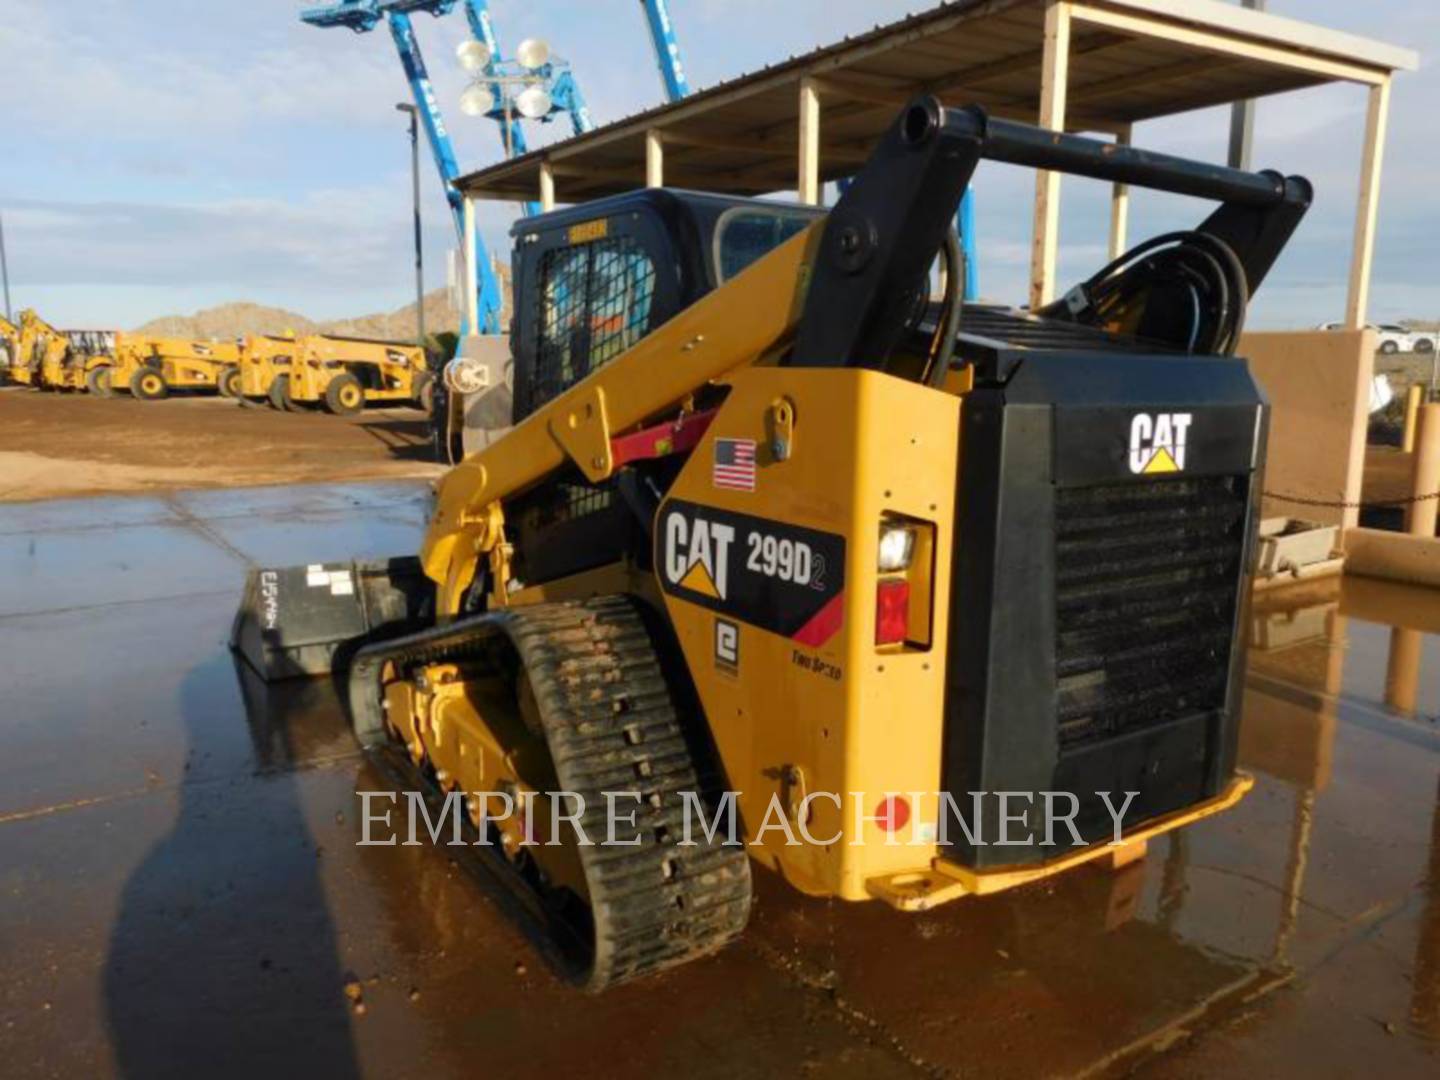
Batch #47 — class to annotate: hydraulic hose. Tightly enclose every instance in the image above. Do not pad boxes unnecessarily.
[926,228,965,388]
[1070,230,1249,356]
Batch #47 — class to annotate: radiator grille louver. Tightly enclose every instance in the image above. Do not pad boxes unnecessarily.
[1054,476,1248,750]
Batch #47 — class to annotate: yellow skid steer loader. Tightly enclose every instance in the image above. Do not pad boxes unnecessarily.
[234,100,1310,989]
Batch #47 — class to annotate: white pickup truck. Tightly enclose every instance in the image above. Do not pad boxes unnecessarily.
[1318,321,1437,354]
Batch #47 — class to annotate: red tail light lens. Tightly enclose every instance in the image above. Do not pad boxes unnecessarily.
[875,578,910,646]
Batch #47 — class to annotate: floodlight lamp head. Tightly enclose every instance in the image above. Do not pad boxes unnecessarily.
[456,38,492,72]
[514,84,553,120]
[459,83,495,117]
[514,37,550,70]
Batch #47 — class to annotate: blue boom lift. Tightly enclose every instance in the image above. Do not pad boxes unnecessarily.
[639,0,691,101]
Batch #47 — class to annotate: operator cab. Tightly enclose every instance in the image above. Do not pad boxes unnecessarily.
[509,190,821,421]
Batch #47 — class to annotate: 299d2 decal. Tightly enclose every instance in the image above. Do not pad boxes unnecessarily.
[658,499,845,643]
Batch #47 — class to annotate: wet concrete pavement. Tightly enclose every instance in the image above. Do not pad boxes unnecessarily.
[0,481,1437,1078]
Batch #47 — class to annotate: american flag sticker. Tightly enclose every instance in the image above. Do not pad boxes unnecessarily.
[713,438,757,491]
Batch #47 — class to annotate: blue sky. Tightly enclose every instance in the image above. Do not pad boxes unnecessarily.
[1,0,1435,329]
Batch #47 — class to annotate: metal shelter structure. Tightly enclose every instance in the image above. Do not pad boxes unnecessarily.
[454,0,1415,328]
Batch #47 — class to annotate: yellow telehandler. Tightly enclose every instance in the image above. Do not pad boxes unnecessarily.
[267,334,432,416]
[99,335,243,400]
[234,100,1311,989]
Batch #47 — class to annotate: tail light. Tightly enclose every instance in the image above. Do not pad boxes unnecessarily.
[875,579,910,645]
[875,514,935,649]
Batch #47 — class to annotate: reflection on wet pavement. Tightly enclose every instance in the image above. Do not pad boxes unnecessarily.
[0,482,1437,1077]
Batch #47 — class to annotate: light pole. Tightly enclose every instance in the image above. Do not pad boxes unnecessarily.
[396,102,426,350]
[0,212,12,322]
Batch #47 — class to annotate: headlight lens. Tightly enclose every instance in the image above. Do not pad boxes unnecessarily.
[877,523,916,572]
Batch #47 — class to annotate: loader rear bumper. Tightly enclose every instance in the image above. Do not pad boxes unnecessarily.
[865,771,1254,912]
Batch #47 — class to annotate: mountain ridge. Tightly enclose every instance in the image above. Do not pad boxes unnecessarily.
[133,267,512,341]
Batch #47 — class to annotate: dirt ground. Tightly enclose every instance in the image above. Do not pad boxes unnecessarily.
[0,387,446,502]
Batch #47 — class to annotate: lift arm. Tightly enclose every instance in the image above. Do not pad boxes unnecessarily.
[790,100,1311,368]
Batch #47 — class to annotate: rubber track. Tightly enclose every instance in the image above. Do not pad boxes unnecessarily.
[347,596,752,990]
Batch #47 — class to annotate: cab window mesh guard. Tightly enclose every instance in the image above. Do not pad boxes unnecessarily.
[532,236,656,413]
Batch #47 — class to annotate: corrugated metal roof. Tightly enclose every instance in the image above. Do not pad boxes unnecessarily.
[457,0,1417,203]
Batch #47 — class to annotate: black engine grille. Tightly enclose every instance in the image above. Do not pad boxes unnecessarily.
[1054,475,1248,750]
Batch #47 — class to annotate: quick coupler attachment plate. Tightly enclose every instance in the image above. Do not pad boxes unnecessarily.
[230,556,431,681]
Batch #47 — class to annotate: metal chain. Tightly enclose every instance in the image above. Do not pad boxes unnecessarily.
[1263,489,1440,511]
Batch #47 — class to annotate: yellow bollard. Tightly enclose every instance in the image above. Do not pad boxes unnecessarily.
[1402,384,1425,453]
[1408,404,1440,537]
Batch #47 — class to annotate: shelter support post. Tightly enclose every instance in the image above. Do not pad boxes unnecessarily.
[1030,0,1071,310]
[463,195,480,338]
[1108,124,1131,262]
[799,77,821,205]
[646,130,664,188]
[1346,79,1391,329]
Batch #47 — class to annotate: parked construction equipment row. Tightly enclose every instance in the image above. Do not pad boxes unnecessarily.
[0,310,432,416]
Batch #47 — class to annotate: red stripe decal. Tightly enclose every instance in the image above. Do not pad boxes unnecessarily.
[791,591,845,648]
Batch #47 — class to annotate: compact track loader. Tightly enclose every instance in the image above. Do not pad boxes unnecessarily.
[266,334,431,416]
[234,100,1310,989]
[99,334,243,399]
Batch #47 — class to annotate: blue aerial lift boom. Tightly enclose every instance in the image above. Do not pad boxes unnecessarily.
[639,0,691,101]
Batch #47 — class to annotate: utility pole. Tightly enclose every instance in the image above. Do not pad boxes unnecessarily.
[0,212,12,321]
[396,103,426,350]
[1227,0,1265,169]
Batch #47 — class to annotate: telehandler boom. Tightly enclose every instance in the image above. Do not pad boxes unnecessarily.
[235,99,1310,990]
